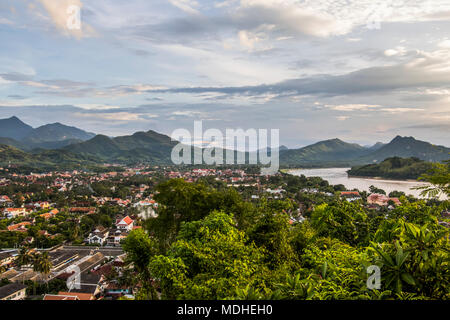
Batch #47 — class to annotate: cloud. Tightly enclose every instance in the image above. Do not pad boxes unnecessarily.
[327,104,380,112]
[168,0,200,15]
[438,39,450,48]
[155,49,450,98]
[74,111,157,121]
[37,0,96,38]
[0,72,165,98]
[0,72,34,82]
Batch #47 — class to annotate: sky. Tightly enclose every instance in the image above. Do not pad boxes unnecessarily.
[0,0,450,148]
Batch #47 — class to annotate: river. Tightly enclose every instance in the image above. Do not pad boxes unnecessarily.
[288,167,440,199]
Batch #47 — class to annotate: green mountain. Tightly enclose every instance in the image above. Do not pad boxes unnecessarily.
[0,116,34,140]
[0,137,28,150]
[279,138,371,166]
[64,130,179,164]
[0,117,95,150]
[22,122,95,145]
[0,144,103,171]
[348,157,435,180]
[360,136,450,163]
[1,117,449,170]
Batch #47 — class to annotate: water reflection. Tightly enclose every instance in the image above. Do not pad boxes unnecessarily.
[289,168,441,199]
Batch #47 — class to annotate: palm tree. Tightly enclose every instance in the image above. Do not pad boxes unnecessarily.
[33,252,53,289]
[16,247,33,269]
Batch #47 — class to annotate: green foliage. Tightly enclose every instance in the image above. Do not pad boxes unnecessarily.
[349,157,435,180]
[147,179,257,251]
[149,211,266,300]
[114,167,450,301]
[417,159,450,198]
[310,201,369,246]
[247,211,297,270]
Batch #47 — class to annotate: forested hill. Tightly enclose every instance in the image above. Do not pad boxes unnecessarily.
[347,157,435,180]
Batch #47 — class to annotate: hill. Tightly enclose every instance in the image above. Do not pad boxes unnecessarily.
[0,143,103,171]
[279,138,371,166]
[0,117,95,150]
[0,116,33,140]
[360,136,450,163]
[22,122,95,144]
[64,130,179,164]
[347,157,435,180]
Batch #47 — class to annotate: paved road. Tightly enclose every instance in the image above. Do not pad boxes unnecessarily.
[58,246,124,257]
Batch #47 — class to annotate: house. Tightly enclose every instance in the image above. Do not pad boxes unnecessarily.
[107,230,128,247]
[85,226,110,245]
[115,216,134,231]
[7,221,31,232]
[43,292,94,300]
[0,283,27,300]
[0,251,15,268]
[69,207,96,215]
[367,194,401,206]
[340,191,361,202]
[34,201,50,210]
[39,209,59,220]
[3,208,27,219]
[0,196,12,206]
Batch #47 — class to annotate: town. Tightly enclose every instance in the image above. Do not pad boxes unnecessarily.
[0,164,448,300]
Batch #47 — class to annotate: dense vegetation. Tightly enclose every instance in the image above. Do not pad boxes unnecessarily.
[120,173,449,300]
[348,157,435,180]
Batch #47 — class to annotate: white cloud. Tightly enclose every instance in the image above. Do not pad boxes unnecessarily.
[437,39,450,48]
[384,46,407,57]
[37,0,96,38]
[327,104,380,112]
[74,112,157,121]
[168,0,200,15]
[379,107,425,114]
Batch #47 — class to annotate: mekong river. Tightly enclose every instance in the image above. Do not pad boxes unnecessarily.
[288,167,444,199]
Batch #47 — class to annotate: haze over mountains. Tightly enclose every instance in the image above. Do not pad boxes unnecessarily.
[0,116,449,170]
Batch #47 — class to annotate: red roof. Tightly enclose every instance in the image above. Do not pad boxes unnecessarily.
[119,216,133,226]
[340,191,360,196]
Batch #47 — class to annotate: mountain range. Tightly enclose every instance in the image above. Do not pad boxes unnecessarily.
[0,116,449,170]
[0,116,95,150]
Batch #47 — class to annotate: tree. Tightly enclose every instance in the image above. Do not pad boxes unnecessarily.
[149,211,267,300]
[310,201,369,246]
[122,228,158,299]
[33,252,52,288]
[369,185,386,195]
[416,160,450,198]
[247,211,297,270]
[148,179,256,251]
[16,247,34,269]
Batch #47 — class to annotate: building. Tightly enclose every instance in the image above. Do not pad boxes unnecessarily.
[0,196,12,206]
[7,221,31,232]
[0,251,15,268]
[43,292,94,300]
[115,216,134,231]
[85,226,110,246]
[0,283,27,300]
[340,191,361,202]
[107,230,128,247]
[367,193,401,206]
[3,208,27,219]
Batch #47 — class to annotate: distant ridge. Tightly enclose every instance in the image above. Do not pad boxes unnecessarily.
[359,136,450,163]
[0,117,95,150]
[0,116,33,140]
[279,138,370,166]
[0,116,449,169]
